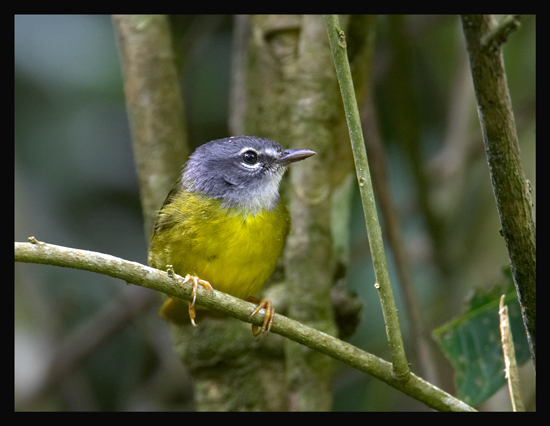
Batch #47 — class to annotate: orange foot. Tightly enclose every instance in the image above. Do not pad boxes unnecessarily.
[247,296,274,339]
[159,267,214,327]
[182,274,214,326]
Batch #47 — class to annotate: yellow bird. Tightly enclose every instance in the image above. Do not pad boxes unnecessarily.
[148,136,315,337]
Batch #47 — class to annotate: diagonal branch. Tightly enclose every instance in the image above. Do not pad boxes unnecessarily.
[15,239,475,411]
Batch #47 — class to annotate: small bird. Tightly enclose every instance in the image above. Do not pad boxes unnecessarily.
[148,136,316,338]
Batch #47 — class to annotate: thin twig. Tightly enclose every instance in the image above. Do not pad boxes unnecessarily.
[499,295,525,411]
[323,14,409,380]
[481,15,525,49]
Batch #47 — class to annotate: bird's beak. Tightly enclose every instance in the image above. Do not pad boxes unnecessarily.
[276,149,316,166]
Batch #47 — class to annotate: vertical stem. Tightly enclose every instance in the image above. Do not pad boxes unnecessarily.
[323,15,409,380]
[284,15,338,411]
[461,15,536,370]
[244,14,342,410]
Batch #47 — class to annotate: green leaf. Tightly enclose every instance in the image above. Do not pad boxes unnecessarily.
[432,269,531,406]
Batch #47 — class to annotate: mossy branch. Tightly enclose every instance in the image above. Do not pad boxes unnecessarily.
[15,239,475,412]
[112,15,189,236]
[461,15,536,370]
[323,15,409,380]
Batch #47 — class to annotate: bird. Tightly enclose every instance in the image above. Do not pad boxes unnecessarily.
[148,135,316,338]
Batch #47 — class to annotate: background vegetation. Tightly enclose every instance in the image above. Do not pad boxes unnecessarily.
[15,15,535,411]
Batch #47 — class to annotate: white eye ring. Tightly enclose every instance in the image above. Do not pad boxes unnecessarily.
[239,148,261,169]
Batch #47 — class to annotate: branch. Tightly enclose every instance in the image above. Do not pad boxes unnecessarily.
[461,15,536,370]
[112,15,189,235]
[284,15,342,411]
[481,15,525,49]
[15,239,475,412]
[323,14,409,380]
[499,295,525,411]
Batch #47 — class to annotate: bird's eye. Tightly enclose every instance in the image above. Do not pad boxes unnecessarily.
[242,150,258,165]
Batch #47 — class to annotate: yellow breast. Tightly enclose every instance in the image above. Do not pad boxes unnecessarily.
[148,191,290,300]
